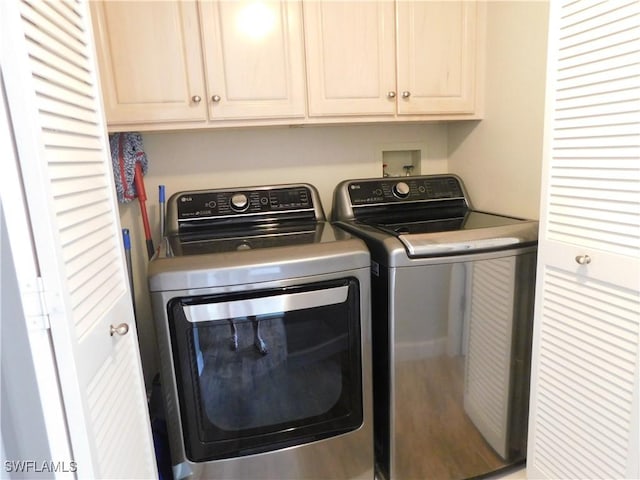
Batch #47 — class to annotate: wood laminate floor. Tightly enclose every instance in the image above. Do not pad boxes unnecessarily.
[394,355,509,480]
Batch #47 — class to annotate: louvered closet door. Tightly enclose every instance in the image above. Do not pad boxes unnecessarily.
[1,1,157,478]
[527,1,640,478]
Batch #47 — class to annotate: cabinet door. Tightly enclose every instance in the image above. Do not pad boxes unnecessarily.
[200,1,306,120]
[396,1,478,114]
[527,1,640,478]
[1,0,157,477]
[303,1,396,116]
[91,1,207,125]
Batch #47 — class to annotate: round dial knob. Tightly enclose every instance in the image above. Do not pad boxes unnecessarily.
[230,193,249,211]
[393,182,411,198]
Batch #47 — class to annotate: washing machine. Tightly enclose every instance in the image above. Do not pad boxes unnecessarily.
[148,183,373,480]
[332,174,538,480]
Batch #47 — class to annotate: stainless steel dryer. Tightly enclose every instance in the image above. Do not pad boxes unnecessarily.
[148,183,373,480]
[332,174,538,480]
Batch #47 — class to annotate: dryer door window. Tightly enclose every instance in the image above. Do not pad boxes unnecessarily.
[168,278,363,462]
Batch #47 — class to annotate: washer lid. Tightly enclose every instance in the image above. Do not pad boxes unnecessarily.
[387,213,539,257]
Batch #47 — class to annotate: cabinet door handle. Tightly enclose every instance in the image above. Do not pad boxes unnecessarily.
[401,91,411,98]
[211,95,221,103]
[387,91,396,99]
[575,254,591,265]
[191,95,202,103]
[110,323,130,336]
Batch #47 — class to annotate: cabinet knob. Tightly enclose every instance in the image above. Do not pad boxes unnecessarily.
[211,95,221,103]
[575,254,592,265]
[110,323,130,337]
[387,91,396,99]
[191,95,202,103]
[401,91,411,99]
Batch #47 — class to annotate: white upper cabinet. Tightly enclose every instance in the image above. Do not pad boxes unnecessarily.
[91,0,485,130]
[91,0,305,129]
[200,1,306,120]
[303,1,397,116]
[303,0,483,118]
[396,1,478,114]
[91,1,207,125]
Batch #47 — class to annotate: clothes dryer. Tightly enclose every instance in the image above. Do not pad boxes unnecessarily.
[149,183,373,480]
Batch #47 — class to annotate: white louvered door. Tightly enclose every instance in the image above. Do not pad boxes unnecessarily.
[1,1,157,478]
[527,1,640,478]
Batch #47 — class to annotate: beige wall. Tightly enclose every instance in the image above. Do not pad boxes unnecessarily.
[449,1,549,220]
[141,123,449,216]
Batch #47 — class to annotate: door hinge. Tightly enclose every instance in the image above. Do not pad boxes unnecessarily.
[21,276,51,331]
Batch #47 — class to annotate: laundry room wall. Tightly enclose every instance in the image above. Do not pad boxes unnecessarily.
[141,123,449,215]
[448,1,549,220]
[121,123,449,385]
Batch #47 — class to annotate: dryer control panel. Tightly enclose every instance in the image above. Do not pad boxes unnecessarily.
[166,184,325,235]
[176,186,313,219]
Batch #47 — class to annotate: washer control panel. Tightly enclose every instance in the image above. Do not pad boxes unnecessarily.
[174,186,314,221]
[347,176,465,205]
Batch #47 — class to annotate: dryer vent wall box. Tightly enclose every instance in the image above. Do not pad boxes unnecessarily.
[381,147,422,177]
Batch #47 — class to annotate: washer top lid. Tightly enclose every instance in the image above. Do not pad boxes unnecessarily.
[392,213,539,257]
[332,175,538,257]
